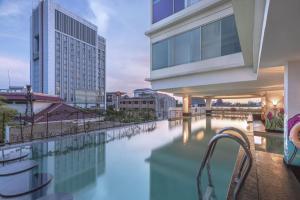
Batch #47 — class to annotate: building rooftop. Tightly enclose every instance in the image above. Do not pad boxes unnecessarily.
[0,92,62,103]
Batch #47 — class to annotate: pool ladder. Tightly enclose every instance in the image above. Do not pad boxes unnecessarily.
[197,127,253,200]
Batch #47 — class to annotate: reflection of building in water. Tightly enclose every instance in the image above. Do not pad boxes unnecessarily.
[31,132,106,193]
[54,133,106,192]
[147,127,211,199]
[168,116,204,129]
[147,118,239,200]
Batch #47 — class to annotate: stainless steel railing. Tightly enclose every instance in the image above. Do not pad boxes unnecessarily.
[197,127,253,200]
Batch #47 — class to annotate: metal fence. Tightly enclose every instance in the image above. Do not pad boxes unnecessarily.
[1,109,157,145]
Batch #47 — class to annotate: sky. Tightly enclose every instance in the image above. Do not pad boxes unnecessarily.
[0,0,151,94]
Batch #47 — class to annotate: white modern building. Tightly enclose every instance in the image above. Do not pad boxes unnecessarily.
[146,0,300,166]
[30,0,106,109]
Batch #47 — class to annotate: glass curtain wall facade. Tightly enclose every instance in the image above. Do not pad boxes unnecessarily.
[152,0,201,23]
[152,15,241,70]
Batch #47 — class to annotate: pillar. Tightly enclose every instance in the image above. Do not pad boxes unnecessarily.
[205,97,212,116]
[183,95,191,117]
[284,61,300,166]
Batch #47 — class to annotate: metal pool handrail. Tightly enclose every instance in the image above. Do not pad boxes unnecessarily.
[197,129,253,200]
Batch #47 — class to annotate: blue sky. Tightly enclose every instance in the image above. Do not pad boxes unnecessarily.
[0,0,151,94]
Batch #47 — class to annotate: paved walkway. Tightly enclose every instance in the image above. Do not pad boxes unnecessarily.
[236,122,300,200]
[256,152,300,200]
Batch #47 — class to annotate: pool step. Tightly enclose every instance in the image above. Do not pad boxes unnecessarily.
[0,151,29,164]
[0,173,53,198]
[37,193,74,200]
[0,160,38,176]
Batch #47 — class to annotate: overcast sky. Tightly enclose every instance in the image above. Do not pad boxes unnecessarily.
[0,0,151,94]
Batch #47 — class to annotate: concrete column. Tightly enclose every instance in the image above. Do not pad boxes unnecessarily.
[205,97,212,116]
[284,61,300,166]
[182,95,191,117]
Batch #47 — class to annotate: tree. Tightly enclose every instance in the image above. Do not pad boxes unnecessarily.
[0,96,17,143]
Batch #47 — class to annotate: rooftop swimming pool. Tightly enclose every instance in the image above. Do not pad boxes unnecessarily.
[0,117,248,200]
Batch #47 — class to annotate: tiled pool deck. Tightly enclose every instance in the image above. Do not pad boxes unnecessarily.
[231,121,300,200]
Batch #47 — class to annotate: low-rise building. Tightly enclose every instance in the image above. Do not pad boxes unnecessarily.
[0,92,62,115]
[127,88,176,119]
[119,96,156,112]
[106,91,126,111]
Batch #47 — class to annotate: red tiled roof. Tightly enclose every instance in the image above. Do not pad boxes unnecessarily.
[0,92,62,102]
[34,103,97,122]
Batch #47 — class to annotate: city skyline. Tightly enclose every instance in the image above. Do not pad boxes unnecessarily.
[0,0,150,94]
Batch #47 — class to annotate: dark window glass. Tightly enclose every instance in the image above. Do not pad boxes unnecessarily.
[152,0,173,23]
[201,20,221,59]
[221,15,241,56]
[174,0,185,13]
[174,31,190,65]
[152,40,169,70]
[190,28,201,62]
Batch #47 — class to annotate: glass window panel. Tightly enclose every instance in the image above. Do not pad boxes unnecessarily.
[174,0,185,13]
[186,0,201,7]
[152,40,169,70]
[174,31,191,65]
[221,15,241,56]
[190,28,201,62]
[153,0,174,23]
[201,20,221,59]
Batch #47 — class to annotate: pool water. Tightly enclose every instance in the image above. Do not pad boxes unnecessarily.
[254,133,284,155]
[0,117,248,200]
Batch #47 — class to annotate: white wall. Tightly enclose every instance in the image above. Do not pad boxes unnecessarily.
[33,102,52,113]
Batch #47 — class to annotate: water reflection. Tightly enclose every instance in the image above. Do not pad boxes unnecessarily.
[182,118,192,144]
[148,117,241,200]
[0,119,246,200]
[254,133,284,155]
[31,133,106,198]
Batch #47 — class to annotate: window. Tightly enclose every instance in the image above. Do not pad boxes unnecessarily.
[174,28,201,65]
[201,20,221,59]
[186,0,200,7]
[221,15,241,56]
[34,35,39,53]
[174,0,185,13]
[151,15,241,70]
[190,28,201,62]
[152,0,190,23]
[152,40,169,70]
[174,31,190,65]
[152,0,173,23]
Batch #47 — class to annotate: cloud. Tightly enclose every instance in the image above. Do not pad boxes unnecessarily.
[0,0,28,17]
[0,56,29,87]
[87,0,112,35]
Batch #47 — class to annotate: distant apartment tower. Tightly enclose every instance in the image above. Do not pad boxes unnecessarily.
[30,0,106,109]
